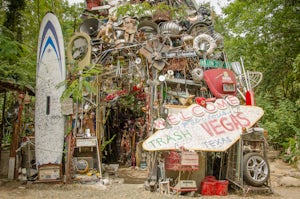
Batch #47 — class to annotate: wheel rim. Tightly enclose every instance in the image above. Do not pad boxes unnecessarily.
[188,22,212,37]
[246,155,269,182]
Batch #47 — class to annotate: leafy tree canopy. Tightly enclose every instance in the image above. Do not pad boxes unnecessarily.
[0,0,85,88]
[221,0,300,159]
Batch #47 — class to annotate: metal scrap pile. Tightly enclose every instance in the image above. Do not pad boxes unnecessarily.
[66,2,269,193]
[67,1,226,108]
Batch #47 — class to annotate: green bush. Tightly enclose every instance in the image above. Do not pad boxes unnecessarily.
[257,94,300,162]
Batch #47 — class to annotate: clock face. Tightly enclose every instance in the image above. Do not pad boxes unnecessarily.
[76,159,89,173]
[71,36,89,61]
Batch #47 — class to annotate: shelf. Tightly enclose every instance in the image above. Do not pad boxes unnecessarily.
[165,78,203,86]
[75,137,98,147]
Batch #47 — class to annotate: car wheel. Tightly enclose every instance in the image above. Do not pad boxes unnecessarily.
[243,153,270,187]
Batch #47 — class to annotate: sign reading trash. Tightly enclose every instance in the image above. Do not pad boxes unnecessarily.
[143,96,264,151]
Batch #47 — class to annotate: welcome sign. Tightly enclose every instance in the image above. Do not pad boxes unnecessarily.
[143,96,264,151]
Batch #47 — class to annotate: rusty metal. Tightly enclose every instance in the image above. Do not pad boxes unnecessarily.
[153,10,171,23]
[65,131,76,183]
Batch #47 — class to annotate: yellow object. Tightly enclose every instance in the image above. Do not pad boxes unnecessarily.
[87,172,93,176]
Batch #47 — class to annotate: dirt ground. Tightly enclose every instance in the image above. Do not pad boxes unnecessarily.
[1,158,300,199]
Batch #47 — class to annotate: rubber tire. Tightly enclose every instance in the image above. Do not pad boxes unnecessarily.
[243,153,270,187]
[137,20,159,39]
[193,34,217,56]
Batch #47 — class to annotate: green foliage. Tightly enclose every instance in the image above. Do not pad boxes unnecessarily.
[0,0,86,90]
[1,0,85,88]
[59,65,102,103]
[115,2,188,20]
[221,0,300,160]
[61,2,86,39]
[257,95,299,142]
[21,0,85,45]
[0,26,35,86]
[101,134,116,152]
[223,0,300,98]
[282,137,300,164]
[258,92,300,161]
[3,0,26,41]
[115,2,152,18]
[0,0,5,25]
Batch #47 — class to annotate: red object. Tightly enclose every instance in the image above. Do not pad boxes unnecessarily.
[204,175,216,182]
[204,69,237,98]
[18,93,24,99]
[201,181,216,195]
[164,151,198,171]
[200,177,229,196]
[86,0,102,10]
[105,93,115,101]
[245,90,255,105]
[195,97,206,107]
[115,89,127,96]
[132,85,140,92]
[164,151,180,170]
[215,180,229,196]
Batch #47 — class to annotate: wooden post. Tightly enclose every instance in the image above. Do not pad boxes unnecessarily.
[8,122,19,179]
[65,131,71,183]
[9,98,24,179]
[0,92,7,167]
[96,75,103,178]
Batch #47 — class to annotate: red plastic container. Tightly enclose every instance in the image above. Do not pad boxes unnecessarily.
[215,180,229,196]
[201,180,216,195]
[200,176,229,196]
[204,175,216,182]
[164,151,181,170]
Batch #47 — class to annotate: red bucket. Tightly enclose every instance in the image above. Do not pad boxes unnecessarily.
[201,180,216,195]
[215,180,229,196]
[204,175,216,182]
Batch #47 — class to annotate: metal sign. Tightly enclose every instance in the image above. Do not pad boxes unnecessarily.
[200,59,229,69]
[143,96,264,152]
[162,50,197,58]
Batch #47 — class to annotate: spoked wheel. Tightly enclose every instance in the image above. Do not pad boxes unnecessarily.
[188,22,213,37]
[243,153,270,187]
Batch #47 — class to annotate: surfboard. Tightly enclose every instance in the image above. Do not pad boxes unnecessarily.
[35,12,66,166]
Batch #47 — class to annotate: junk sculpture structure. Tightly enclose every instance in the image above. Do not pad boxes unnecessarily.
[65,0,269,195]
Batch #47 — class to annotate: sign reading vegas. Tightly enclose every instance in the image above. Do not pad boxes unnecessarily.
[143,96,264,151]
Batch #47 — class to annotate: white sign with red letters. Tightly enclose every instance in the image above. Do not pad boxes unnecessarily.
[143,96,264,151]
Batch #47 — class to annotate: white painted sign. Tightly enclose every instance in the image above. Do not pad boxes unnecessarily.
[143,96,264,151]
[76,138,97,147]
